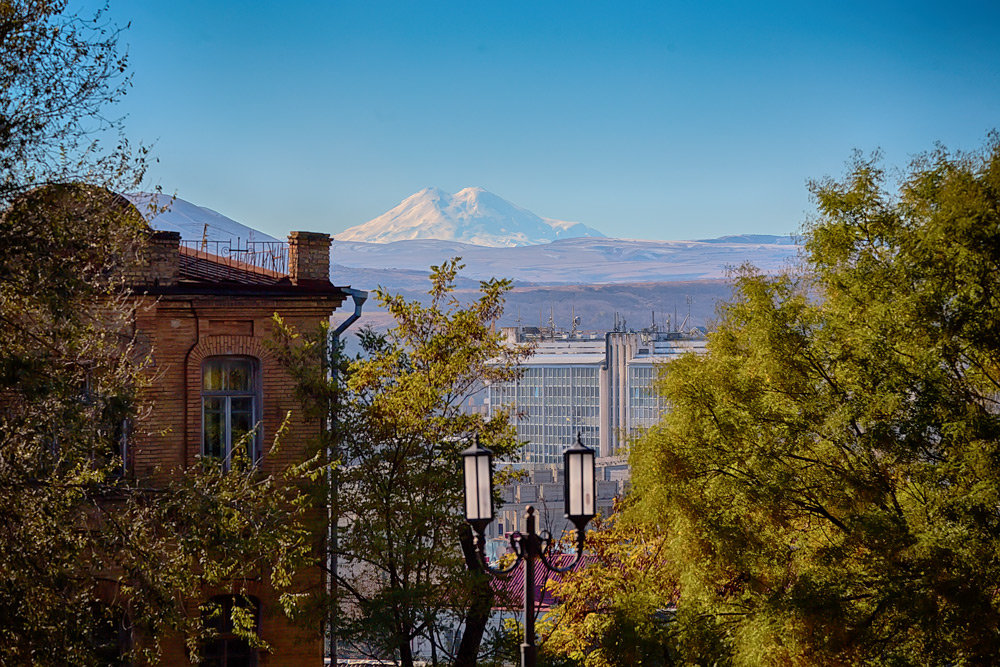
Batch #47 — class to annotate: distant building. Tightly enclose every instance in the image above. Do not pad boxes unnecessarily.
[486,324,707,535]
[489,325,708,464]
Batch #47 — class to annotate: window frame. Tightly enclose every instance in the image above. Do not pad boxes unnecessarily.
[200,356,262,468]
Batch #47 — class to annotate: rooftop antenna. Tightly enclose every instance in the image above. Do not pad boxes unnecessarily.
[680,296,693,332]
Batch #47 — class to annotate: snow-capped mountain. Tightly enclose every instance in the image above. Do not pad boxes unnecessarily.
[123,191,800,286]
[126,193,280,243]
[334,187,605,247]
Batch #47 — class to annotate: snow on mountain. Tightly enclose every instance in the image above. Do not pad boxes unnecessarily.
[126,193,280,243]
[334,187,605,247]
[123,191,800,285]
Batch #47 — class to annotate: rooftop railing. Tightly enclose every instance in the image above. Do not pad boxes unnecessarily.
[179,239,288,276]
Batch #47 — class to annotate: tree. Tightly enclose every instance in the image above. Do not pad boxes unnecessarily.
[0,4,316,663]
[0,0,141,204]
[272,259,532,666]
[541,504,678,666]
[607,135,1000,665]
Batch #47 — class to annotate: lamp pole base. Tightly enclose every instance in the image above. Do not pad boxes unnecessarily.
[521,642,537,667]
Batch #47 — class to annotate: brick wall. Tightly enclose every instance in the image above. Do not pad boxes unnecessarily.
[134,294,332,664]
[128,230,180,287]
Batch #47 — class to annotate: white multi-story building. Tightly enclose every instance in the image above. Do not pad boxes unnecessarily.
[489,326,708,466]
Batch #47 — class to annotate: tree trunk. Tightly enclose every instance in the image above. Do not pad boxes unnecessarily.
[398,639,415,667]
[454,527,494,667]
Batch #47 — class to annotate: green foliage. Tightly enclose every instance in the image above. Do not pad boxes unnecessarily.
[542,506,679,666]
[619,135,1000,665]
[272,258,531,666]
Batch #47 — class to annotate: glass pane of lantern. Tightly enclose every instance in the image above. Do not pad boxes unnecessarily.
[477,455,492,521]
[464,456,479,520]
[568,453,582,516]
[583,452,595,515]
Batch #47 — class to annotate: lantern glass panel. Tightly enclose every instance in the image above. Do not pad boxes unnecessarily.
[477,454,492,521]
[568,453,582,516]
[464,455,480,520]
[566,449,596,519]
[582,451,595,516]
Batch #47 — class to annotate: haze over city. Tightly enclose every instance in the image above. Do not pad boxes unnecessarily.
[82,0,1000,242]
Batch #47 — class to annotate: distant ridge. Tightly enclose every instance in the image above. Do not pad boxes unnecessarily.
[696,233,799,245]
[331,236,800,284]
[334,187,605,247]
[126,193,280,243]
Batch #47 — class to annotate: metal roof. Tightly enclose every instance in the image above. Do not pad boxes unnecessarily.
[178,245,286,286]
[489,552,598,611]
[520,353,606,365]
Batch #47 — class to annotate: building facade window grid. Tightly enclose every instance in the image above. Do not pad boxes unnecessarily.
[490,329,707,465]
[627,364,669,433]
[490,364,600,464]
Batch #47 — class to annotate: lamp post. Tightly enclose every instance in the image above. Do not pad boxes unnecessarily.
[462,434,596,667]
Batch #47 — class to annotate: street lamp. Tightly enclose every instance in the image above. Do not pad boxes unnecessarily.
[461,433,596,667]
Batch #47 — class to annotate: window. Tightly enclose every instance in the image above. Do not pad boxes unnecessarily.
[201,595,260,667]
[202,357,260,466]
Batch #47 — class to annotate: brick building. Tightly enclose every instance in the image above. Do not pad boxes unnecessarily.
[130,227,354,665]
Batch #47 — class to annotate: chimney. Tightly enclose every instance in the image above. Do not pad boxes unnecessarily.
[288,231,331,284]
[133,230,180,287]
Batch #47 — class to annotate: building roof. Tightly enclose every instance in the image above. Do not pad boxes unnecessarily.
[523,353,607,365]
[489,552,598,611]
[139,243,350,299]
[178,246,286,286]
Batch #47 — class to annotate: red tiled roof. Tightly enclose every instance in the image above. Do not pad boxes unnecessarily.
[489,553,598,611]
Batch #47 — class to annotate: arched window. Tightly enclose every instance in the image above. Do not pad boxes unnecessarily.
[201,595,260,666]
[202,357,261,466]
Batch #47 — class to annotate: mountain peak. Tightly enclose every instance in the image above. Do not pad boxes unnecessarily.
[412,186,447,198]
[334,187,604,247]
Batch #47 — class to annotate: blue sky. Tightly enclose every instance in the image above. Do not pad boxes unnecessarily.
[81,1,1000,241]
